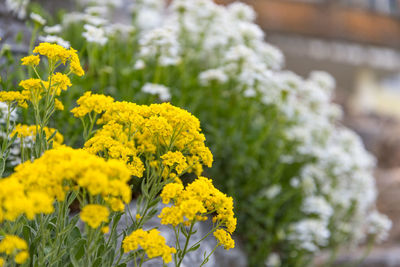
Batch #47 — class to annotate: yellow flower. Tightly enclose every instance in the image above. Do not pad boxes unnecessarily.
[0,177,54,222]
[0,91,28,108]
[122,229,176,263]
[0,257,4,267]
[161,151,188,175]
[10,124,64,146]
[136,214,142,220]
[69,48,85,76]
[19,78,48,102]
[80,204,109,228]
[160,183,184,204]
[31,43,84,76]
[15,251,29,264]
[54,98,64,110]
[159,206,184,226]
[213,229,235,250]
[26,191,55,218]
[50,72,71,94]
[101,226,110,234]
[71,91,114,117]
[0,235,27,255]
[2,146,131,221]
[21,55,40,66]
[159,177,237,233]
[80,97,213,177]
[33,42,71,64]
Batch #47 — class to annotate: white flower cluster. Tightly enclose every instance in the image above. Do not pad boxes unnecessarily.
[60,0,134,46]
[138,26,180,66]
[282,70,390,251]
[141,83,171,102]
[0,103,20,166]
[5,0,29,19]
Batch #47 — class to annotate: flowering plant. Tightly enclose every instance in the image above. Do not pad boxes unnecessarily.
[0,43,236,267]
[0,0,392,266]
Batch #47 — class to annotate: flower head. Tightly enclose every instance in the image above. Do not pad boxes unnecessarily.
[122,229,176,263]
[80,204,109,228]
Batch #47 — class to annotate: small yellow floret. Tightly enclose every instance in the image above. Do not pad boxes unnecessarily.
[122,229,176,263]
[21,55,40,66]
[213,229,235,250]
[80,204,109,228]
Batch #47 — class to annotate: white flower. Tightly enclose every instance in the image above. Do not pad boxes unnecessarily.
[367,211,392,243]
[288,219,330,252]
[256,43,285,70]
[302,196,333,221]
[84,5,109,17]
[82,24,108,46]
[0,102,20,166]
[265,253,281,267]
[0,102,18,124]
[105,23,135,37]
[199,69,228,86]
[84,15,108,26]
[309,71,336,93]
[237,22,264,43]
[141,83,171,102]
[5,0,29,19]
[81,0,122,8]
[43,24,62,34]
[138,27,180,66]
[134,60,146,70]
[135,8,163,30]
[243,88,256,98]
[261,185,281,199]
[227,2,256,22]
[30,12,46,25]
[39,35,70,48]
[62,12,87,25]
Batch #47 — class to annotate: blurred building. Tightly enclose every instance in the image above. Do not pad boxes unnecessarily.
[217,0,400,118]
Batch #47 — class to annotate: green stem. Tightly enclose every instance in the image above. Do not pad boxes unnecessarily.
[177,222,195,267]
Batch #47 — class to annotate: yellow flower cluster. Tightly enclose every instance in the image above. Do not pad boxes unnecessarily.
[84,122,145,177]
[11,124,64,146]
[159,177,236,249]
[213,229,235,250]
[30,43,84,76]
[19,78,48,101]
[0,91,28,108]
[73,93,213,177]
[0,177,54,222]
[51,72,72,94]
[0,235,29,264]
[21,55,40,66]
[5,146,131,216]
[17,43,84,108]
[122,229,176,263]
[80,204,109,228]
[161,151,188,175]
[71,91,114,117]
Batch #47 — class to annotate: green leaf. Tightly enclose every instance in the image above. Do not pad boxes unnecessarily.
[69,226,81,241]
[92,257,103,267]
[73,239,86,260]
[148,197,160,208]
[187,244,200,253]
[22,225,31,242]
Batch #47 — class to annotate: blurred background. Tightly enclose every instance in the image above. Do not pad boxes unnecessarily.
[214,0,400,265]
